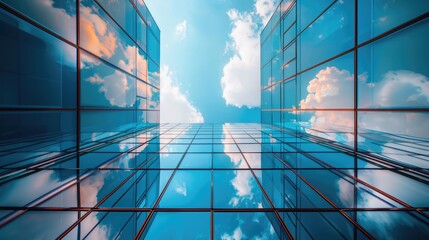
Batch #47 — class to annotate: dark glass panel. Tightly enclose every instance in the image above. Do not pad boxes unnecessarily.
[80,52,136,109]
[0,0,76,42]
[0,9,76,108]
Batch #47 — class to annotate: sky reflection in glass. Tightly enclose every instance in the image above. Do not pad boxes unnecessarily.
[1,123,428,239]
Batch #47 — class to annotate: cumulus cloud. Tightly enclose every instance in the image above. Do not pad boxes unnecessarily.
[222,125,255,206]
[254,0,276,25]
[369,70,429,107]
[86,70,135,108]
[303,67,429,111]
[80,6,117,58]
[22,0,76,41]
[175,181,187,197]
[175,20,188,40]
[300,67,354,109]
[160,65,204,123]
[299,66,429,146]
[0,169,110,239]
[336,169,428,238]
[221,227,245,240]
[298,67,354,144]
[221,0,277,108]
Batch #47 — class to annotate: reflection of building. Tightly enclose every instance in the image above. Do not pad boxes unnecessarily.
[0,0,160,238]
[261,0,429,239]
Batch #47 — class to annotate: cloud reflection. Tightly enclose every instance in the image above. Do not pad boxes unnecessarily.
[222,124,254,206]
[80,5,117,58]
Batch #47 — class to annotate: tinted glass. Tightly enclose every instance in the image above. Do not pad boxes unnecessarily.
[0,9,76,108]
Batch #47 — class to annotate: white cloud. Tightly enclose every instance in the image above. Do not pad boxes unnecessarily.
[80,5,117,58]
[229,197,239,207]
[254,0,276,25]
[222,125,254,206]
[160,65,204,123]
[221,9,260,108]
[175,20,188,40]
[221,0,277,108]
[86,70,135,108]
[300,66,354,109]
[175,181,187,196]
[221,227,245,240]
[25,0,76,41]
[298,67,429,146]
[298,66,354,144]
[336,170,420,237]
[375,70,429,107]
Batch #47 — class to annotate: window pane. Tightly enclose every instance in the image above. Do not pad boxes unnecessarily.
[179,153,211,168]
[0,169,76,207]
[300,0,354,70]
[158,170,211,208]
[214,212,283,239]
[358,0,429,43]
[142,212,210,239]
[357,211,429,239]
[97,0,136,40]
[283,79,296,109]
[358,111,429,168]
[214,170,268,208]
[299,52,354,109]
[80,110,136,146]
[80,0,136,75]
[358,19,429,109]
[0,9,76,108]
[80,53,136,109]
[0,211,78,239]
[0,0,76,42]
[282,3,296,32]
[0,111,77,162]
[147,86,160,110]
[299,111,354,147]
[271,82,281,109]
[298,0,334,31]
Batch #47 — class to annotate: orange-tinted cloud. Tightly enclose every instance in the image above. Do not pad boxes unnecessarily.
[80,6,117,58]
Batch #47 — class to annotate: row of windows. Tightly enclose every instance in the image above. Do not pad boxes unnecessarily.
[0,0,160,46]
[263,15,429,111]
[0,110,159,150]
[262,0,429,48]
[3,209,428,239]
[1,122,428,239]
[262,0,429,84]
[261,0,429,143]
[0,1,160,110]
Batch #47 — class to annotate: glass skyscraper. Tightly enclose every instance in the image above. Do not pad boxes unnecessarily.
[0,0,161,238]
[260,0,429,239]
[0,0,428,240]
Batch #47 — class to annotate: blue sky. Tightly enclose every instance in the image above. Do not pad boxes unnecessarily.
[145,0,280,123]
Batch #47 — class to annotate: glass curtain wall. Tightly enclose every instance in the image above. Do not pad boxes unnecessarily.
[0,0,160,238]
[261,0,429,239]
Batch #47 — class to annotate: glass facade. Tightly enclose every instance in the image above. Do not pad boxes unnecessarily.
[1,0,428,239]
[1,122,428,239]
[260,0,429,239]
[261,0,429,153]
[0,0,160,239]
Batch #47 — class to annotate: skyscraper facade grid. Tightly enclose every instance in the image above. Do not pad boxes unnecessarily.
[0,0,161,238]
[260,0,429,239]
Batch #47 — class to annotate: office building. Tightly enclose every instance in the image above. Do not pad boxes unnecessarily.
[0,0,160,238]
[261,0,429,239]
[0,0,428,239]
